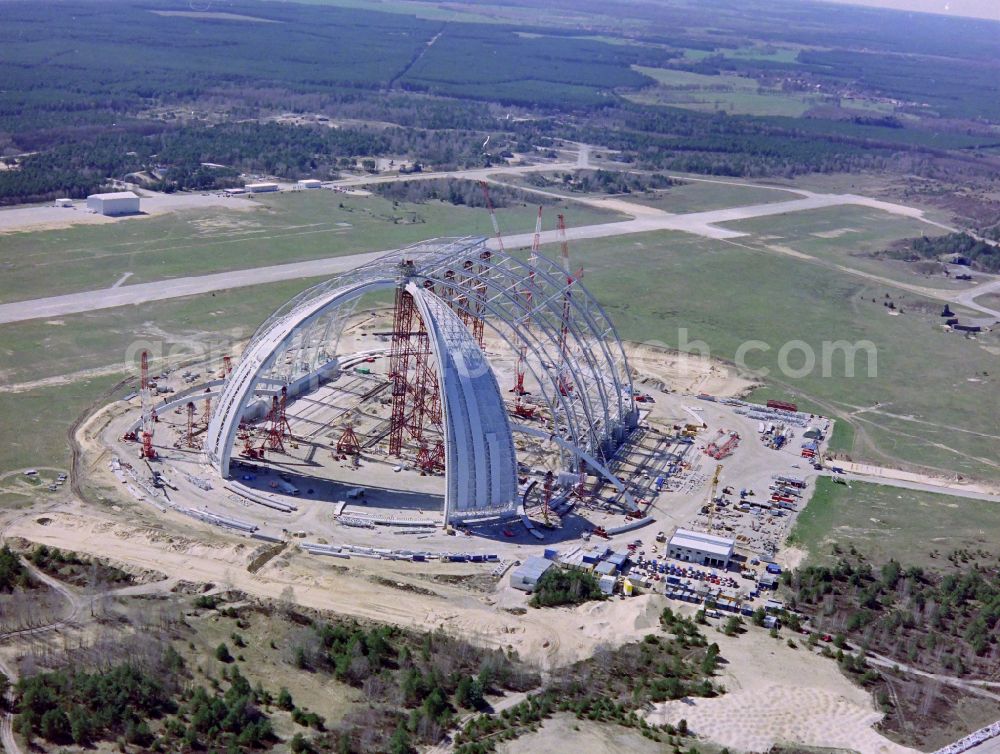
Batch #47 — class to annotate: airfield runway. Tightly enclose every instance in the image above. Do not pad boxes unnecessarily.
[0,181,981,325]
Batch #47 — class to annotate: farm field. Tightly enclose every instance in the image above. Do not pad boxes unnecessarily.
[627,65,829,117]
[0,192,622,305]
[548,230,999,481]
[788,478,1000,569]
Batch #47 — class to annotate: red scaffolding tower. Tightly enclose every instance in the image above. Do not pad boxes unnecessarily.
[336,421,361,457]
[200,394,212,428]
[260,395,286,453]
[387,264,444,465]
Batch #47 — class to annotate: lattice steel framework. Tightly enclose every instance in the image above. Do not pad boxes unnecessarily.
[205,238,638,521]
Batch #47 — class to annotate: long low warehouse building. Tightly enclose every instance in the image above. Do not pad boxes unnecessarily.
[667,528,734,569]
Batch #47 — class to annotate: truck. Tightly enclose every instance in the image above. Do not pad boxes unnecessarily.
[276,479,300,496]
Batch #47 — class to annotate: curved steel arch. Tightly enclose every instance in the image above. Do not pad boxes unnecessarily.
[206,237,637,522]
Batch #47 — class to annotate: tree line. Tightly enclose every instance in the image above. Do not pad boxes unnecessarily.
[782,555,1000,677]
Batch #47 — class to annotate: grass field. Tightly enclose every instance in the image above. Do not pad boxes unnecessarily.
[499,173,801,213]
[0,192,622,305]
[681,45,803,64]
[788,478,1000,568]
[0,374,125,479]
[719,205,963,289]
[624,179,801,213]
[629,65,828,117]
[547,230,999,480]
[0,276,333,475]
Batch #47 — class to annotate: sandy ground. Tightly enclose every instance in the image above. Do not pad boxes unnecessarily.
[624,341,757,397]
[647,623,918,754]
[828,461,1000,499]
[497,714,666,754]
[32,483,913,754]
[2,500,668,671]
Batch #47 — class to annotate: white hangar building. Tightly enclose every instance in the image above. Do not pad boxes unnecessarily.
[87,191,140,216]
[667,528,734,569]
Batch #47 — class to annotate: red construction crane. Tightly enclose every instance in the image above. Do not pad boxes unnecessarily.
[555,214,577,396]
[139,350,156,459]
[479,180,505,254]
[219,354,233,379]
[185,402,196,448]
[277,386,293,438]
[531,205,543,259]
[511,205,544,402]
[523,204,543,310]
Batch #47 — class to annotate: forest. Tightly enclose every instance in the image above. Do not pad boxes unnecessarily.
[523,169,680,195]
[0,545,31,592]
[0,122,499,205]
[885,233,1000,273]
[529,568,605,607]
[783,555,1000,678]
[3,0,1000,204]
[371,178,551,208]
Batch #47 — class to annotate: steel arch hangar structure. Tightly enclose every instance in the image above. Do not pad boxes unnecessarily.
[205,237,639,525]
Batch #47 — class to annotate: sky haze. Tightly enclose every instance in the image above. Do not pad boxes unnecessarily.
[820,0,1000,21]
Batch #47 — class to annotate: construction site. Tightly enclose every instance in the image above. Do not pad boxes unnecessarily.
[96,193,830,620]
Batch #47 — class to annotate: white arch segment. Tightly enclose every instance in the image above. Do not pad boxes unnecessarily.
[408,283,517,521]
[205,278,390,476]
